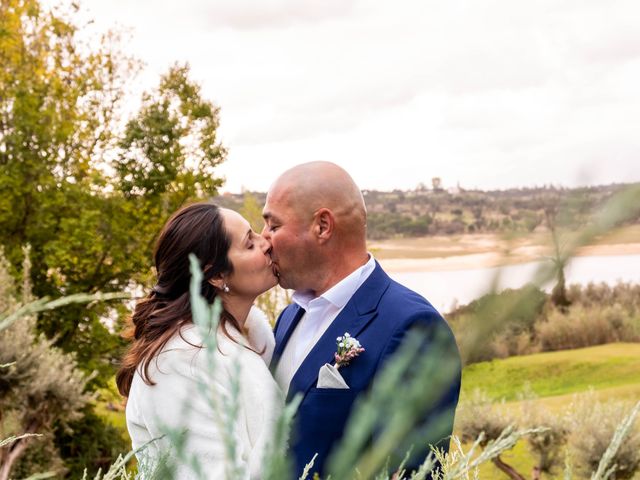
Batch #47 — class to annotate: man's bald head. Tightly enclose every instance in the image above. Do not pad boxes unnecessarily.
[267,161,367,241]
[262,162,369,294]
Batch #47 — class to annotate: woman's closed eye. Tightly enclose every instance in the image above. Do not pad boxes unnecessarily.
[247,231,259,248]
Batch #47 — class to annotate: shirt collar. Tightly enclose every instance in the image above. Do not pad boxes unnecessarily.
[292,254,376,311]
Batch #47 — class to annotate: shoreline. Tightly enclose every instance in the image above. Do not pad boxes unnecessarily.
[377,242,640,274]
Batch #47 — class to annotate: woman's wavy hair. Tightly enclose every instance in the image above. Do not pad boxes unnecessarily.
[116,202,238,397]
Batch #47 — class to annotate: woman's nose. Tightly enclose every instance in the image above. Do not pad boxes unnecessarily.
[259,235,272,254]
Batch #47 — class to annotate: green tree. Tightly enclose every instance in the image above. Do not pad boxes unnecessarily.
[1,0,133,382]
[239,191,266,232]
[0,0,226,387]
[1,1,226,474]
[115,63,226,207]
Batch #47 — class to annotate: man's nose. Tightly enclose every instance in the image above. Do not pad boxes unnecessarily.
[261,225,270,240]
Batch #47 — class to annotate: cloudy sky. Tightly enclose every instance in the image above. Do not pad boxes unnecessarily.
[75,0,639,192]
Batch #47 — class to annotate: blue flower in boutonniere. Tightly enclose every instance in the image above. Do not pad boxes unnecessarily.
[334,332,365,368]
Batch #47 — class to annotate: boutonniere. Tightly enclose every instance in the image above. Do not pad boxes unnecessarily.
[334,332,365,368]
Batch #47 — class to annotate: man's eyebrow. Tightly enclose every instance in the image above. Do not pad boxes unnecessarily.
[262,211,276,221]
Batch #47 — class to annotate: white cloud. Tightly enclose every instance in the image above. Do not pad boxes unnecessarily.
[70,0,640,192]
[200,0,358,30]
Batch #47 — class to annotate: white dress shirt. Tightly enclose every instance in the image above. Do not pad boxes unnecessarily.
[274,254,376,392]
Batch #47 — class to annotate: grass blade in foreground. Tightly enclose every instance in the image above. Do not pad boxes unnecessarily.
[327,327,460,479]
[591,401,640,480]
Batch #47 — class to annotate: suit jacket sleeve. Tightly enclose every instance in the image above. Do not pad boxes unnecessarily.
[375,308,461,472]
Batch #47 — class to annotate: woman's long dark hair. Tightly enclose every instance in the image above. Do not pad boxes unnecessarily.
[116,202,237,397]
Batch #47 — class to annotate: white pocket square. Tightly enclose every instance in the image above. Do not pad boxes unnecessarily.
[317,363,349,389]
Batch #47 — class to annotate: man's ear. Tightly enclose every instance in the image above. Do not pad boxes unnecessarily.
[313,208,334,243]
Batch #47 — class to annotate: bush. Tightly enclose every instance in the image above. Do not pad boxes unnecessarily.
[567,394,640,479]
[54,408,131,479]
[518,389,568,477]
[457,387,640,480]
[567,282,640,310]
[456,388,569,480]
[449,285,547,363]
[0,247,129,479]
[450,282,640,364]
[0,249,90,478]
[455,390,514,445]
[536,304,639,352]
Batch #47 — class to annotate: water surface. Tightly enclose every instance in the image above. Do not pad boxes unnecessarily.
[389,254,640,313]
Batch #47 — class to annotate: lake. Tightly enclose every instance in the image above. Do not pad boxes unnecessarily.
[389,254,640,313]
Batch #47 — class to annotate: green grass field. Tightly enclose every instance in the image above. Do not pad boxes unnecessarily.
[461,343,640,403]
[456,343,640,479]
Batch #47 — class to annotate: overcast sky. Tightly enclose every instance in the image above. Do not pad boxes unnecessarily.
[74,0,639,192]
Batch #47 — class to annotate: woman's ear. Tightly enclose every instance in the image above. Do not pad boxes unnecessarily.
[209,274,225,290]
[313,208,335,243]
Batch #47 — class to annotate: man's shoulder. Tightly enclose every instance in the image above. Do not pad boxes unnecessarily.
[379,275,441,318]
[367,270,458,349]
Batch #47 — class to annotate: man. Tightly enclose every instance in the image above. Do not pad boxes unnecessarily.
[262,161,461,478]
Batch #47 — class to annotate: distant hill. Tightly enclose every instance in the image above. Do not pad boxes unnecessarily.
[214,183,640,240]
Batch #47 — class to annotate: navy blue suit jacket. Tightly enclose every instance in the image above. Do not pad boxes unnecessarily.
[271,262,461,478]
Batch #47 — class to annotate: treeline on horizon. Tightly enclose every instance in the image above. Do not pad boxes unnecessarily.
[216,182,640,239]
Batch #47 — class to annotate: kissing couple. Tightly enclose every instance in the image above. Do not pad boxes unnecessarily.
[117,161,461,479]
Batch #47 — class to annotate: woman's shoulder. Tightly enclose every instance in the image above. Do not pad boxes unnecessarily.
[244,306,275,365]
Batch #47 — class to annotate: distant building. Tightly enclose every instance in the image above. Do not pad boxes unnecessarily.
[447,182,464,195]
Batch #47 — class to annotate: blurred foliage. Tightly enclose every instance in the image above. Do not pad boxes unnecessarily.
[52,408,130,479]
[0,0,226,389]
[239,191,265,232]
[456,388,640,480]
[450,282,640,364]
[568,393,640,480]
[0,247,89,478]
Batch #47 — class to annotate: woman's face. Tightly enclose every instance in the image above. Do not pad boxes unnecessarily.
[220,208,277,297]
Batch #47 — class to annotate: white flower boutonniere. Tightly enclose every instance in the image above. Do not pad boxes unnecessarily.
[334,332,365,368]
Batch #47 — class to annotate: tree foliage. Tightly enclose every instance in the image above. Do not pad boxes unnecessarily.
[0,0,226,387]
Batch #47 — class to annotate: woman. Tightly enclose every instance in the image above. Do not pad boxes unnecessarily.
[116,202,281,479]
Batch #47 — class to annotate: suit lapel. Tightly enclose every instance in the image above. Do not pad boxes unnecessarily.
[271,304,305,369]
[286,262,391,402]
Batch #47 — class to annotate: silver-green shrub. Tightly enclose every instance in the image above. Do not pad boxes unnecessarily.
[567,394,640,480]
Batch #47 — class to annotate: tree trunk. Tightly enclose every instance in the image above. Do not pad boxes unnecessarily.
[492,455,527,480]
[532,465,542,480]
[0,420,41,480]
[0,437,31,480]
